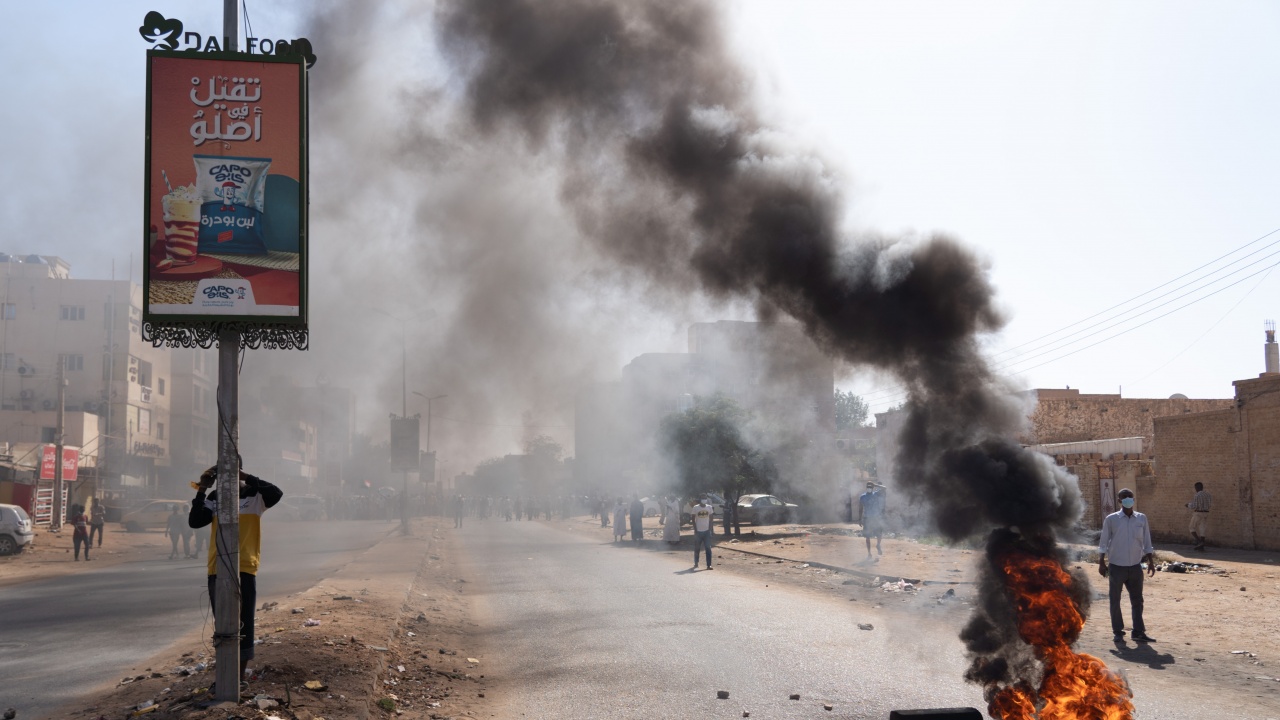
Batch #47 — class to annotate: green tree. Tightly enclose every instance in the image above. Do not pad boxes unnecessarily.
[834,389,870,432]
[660,394,764,536]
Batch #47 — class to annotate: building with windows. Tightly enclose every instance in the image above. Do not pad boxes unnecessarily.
[0,254,172,505]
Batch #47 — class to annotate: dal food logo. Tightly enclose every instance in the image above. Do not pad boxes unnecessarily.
[138,10,316,67]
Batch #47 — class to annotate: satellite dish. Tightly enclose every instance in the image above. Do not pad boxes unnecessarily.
[1169,393,1189,400]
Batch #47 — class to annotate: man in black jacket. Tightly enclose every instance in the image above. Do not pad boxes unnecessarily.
[189,463,283,682]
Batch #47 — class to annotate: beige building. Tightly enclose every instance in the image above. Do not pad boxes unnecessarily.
[0,254,173,503]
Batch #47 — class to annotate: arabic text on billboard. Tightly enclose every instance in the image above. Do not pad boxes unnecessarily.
[144,51,306,323]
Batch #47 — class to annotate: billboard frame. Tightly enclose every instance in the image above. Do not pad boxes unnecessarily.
[141,49,308,350]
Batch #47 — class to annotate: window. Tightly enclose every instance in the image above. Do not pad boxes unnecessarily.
[157,422,165,441]
[59,305,85,321]
[1,303,14,319]
[194,386,202,413]
[59,354,84,372]
[158,378,165,396]
[138,408,151,435]
[41,427,56,443]
[0,353,13,371]
[137,359,152,388]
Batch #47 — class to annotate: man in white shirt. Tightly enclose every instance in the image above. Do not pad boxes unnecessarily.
[1098,487,1155,643]
[691,495,715,571]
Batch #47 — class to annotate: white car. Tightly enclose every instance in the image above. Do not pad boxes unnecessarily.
[0,503,35,555]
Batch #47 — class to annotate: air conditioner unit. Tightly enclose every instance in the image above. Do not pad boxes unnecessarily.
[42,400,54,411]
[18,364,33,376]
[140,386,152,403]
[20,389,33,400]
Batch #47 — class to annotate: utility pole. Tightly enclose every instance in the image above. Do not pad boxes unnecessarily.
[212,0,243,703]
[52,356,66,530]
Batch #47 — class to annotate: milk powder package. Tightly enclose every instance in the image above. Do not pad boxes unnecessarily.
[193,154,272,255]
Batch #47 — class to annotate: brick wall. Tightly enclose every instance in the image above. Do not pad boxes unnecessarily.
[1148,373,1280,551]
[1027,392,1233,455]
[1061,458,1153,531]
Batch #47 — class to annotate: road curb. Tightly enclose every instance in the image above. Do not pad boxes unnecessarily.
[714,544,977,586]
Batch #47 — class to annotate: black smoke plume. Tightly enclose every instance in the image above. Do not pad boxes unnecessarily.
[436,0,1086,706]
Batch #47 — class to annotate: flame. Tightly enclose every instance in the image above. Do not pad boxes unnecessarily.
[987,552,1134,720]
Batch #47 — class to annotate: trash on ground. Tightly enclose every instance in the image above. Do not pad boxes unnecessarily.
[303,618,321,627]
[857,623,874,631]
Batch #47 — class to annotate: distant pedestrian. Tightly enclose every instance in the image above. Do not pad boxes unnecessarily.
[599,497,609,528]
[71,504,91,561]
[88,498,106,548]
[453,495,465,529]
[691,495,715,570]
[1186,482,1212,550]
[629,495,645,542]
[165,506,190,559]
[612,498,627,542]
[662,495,682,544]
[858,482,886,561]
[1098,487,1156,643]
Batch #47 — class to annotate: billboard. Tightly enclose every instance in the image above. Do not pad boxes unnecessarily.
[144,51,307,325]
[39,446,80,481]
[389,416,420,472]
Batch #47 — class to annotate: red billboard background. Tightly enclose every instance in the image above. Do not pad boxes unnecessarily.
[39,446,80,481]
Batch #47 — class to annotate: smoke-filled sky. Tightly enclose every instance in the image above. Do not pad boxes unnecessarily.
[5,1,1280,467]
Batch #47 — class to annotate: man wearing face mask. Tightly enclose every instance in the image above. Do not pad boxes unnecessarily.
[1097,488,1155,643]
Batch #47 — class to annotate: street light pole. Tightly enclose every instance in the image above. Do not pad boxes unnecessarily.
[413,391,446,504]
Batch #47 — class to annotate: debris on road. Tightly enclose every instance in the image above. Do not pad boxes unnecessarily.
[857,623,874,631]
[304,680,328,692]
[717,690,730,699]
[789,693,800,700]
[304,618,321,627]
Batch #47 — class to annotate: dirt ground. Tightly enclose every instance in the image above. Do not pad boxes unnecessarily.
[10,515,1279,719]
[28,521,496,720]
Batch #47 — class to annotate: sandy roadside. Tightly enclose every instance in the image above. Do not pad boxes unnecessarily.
[46,518,493,720]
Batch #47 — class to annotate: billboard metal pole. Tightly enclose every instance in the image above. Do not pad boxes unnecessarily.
[212,1,243,703]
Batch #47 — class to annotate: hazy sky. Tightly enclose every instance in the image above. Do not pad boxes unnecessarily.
[4,0,1278,429]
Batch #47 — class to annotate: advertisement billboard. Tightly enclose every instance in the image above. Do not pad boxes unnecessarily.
[144,51,307,325]
[389,416,421,472]
[39,446,80,481]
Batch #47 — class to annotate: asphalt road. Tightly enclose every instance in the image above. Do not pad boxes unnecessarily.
[462,520,982,719]
[459,521,1256,720]
[0,519,397,720]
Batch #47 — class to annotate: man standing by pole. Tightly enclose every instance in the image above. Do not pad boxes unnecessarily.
[189,456,282,693]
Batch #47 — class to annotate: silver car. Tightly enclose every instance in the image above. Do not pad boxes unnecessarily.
[0,502,35,555]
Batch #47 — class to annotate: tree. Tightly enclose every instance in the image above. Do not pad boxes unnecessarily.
[660,394,765,536]
[834,389,870,432]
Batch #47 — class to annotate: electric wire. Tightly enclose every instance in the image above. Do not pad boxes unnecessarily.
[857,227,1280,412]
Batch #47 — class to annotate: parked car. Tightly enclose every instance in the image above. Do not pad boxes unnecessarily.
[277,495,326,521]
[639,496,665,517]
[120,499,190,532]
[0,503,35,555]
[735,494,799,525]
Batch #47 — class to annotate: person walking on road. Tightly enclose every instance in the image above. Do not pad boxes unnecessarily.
[858,482,886,561]
[189,462,283,685]
[629,495,645,543]
[691,495,715,570]
[71,504,91,561]
[88,498,106,548]
[1098,487,1156,643]
[453,494,465,529]
[612,498,627,542]
[165,506,191,559]
[1186,482,1212,550]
